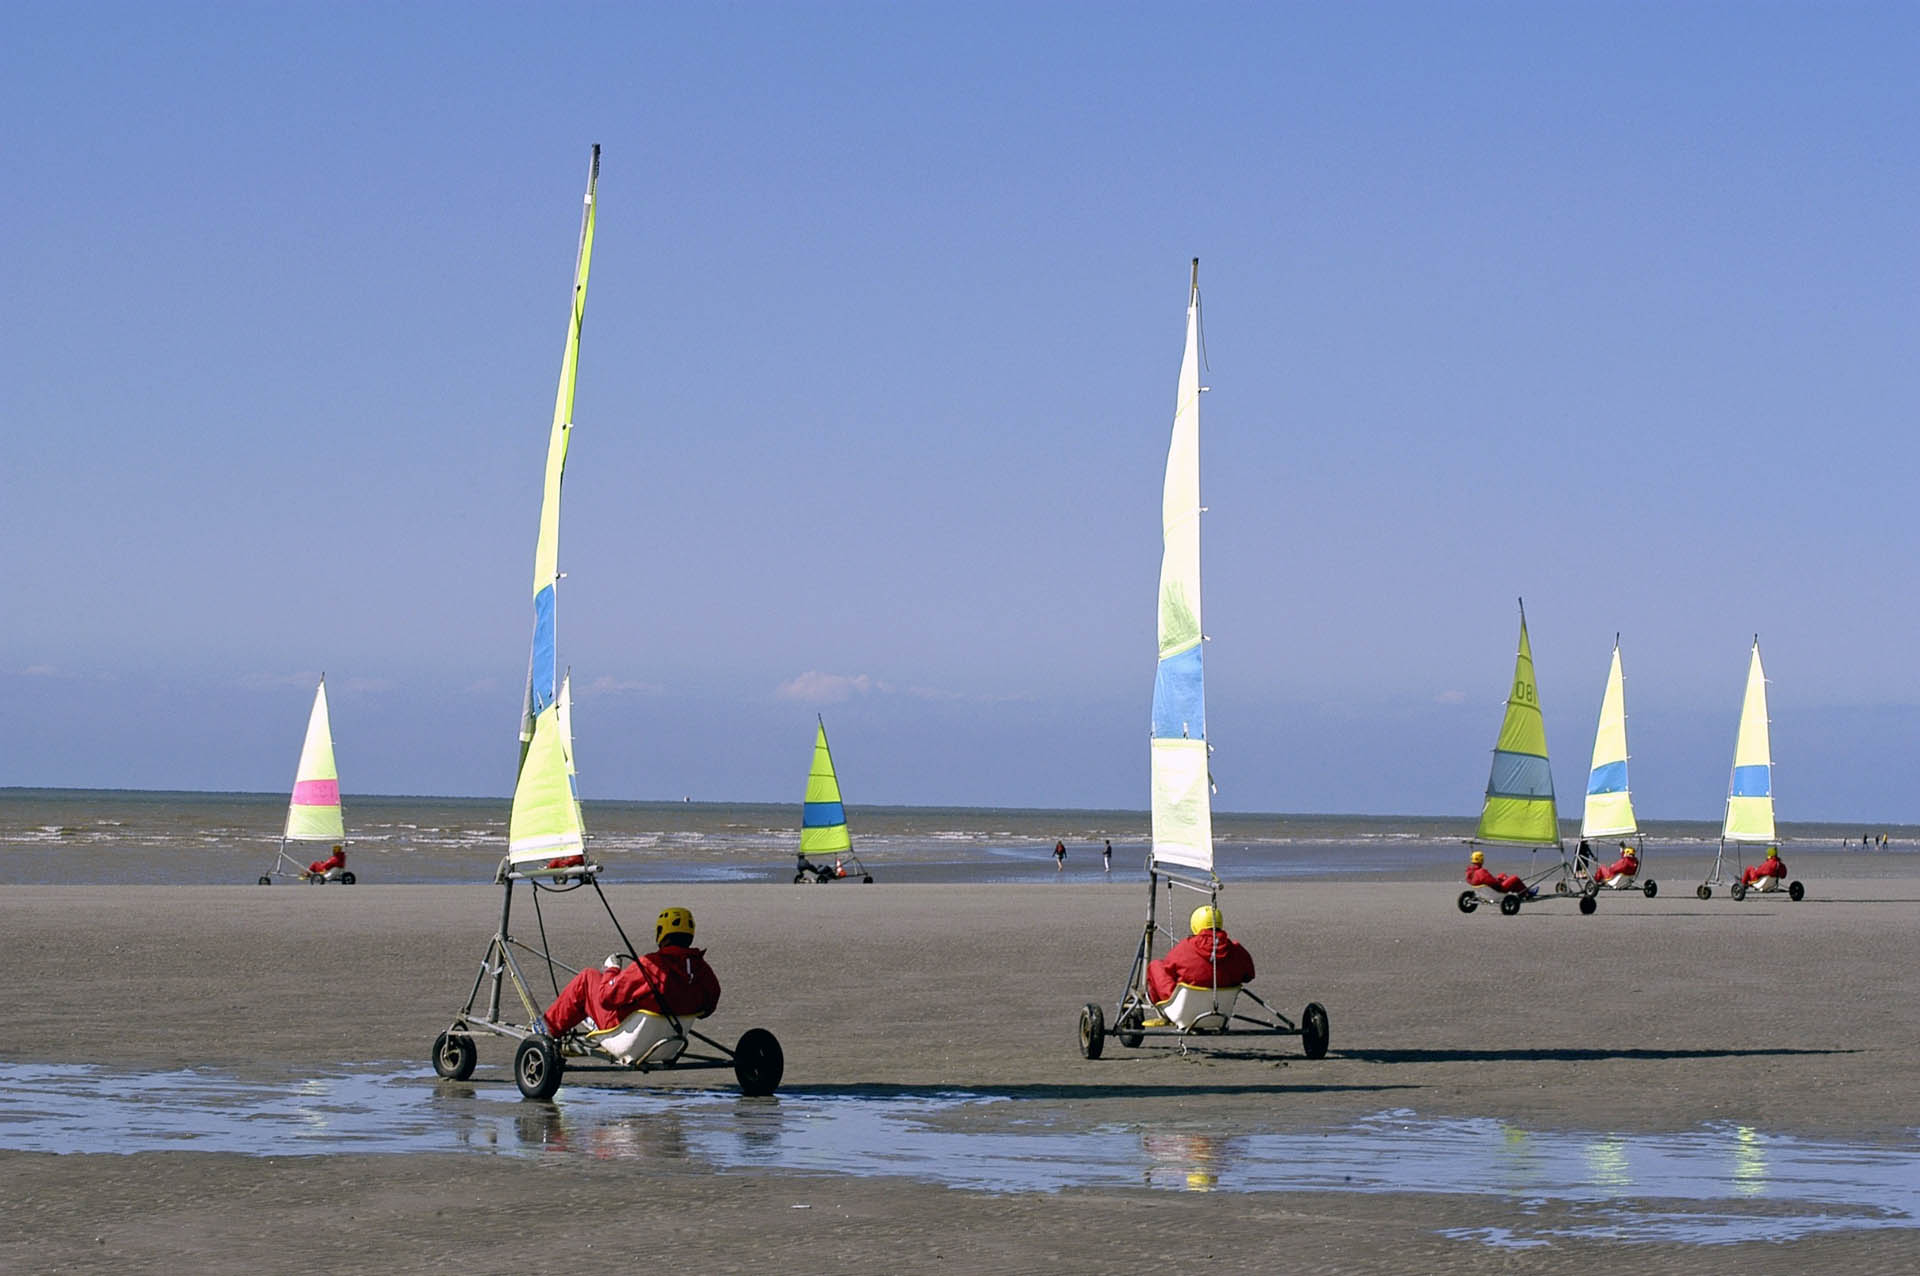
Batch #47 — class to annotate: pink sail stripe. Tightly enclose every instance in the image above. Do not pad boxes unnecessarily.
[291,779,340,807]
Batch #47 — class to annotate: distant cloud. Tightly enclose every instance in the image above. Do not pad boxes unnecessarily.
[20,664,61,677]
[581,675,663,696]
[336,677,394,694]
[777,671,875,704]
[1435,689,1468,705]
[462,678,501,696]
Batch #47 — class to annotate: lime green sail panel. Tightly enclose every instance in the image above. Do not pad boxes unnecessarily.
[1581,641,1637,838]
[507,704,585,866]
[800,717,852,857]
[1150,261,1213,874]
[1477,605,1560,846]
[1723,640,1776,842]
[284,677,345,842]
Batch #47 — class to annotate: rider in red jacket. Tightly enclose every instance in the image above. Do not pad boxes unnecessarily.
[539,906,721,1037]
[1740,847,1787,886]
[1147,905,1256,1004]
[304,845,345,879]
[1594,844,1640,884]
[1464,849,1530,895]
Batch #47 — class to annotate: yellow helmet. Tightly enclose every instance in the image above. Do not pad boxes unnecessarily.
[1623,845,1637,858]
[1189,904,1222,935]
[655,906,696,945]
[1470,850,1485,865]
[1765,846,1780,859]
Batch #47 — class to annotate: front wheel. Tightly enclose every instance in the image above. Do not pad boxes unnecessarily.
[257,876,271,886]
[1499,893,1522,916]
[432,1031,477,1081]
[1697,884,1712,901]
[340,871,356,885]
[1078,1003,1106,1059]
[1788,880,1805,902]
[862,875,874,884]
[1457,890,1478,914]
[1643,879,1658,899]
[514,1035,563,1100]
[1730,880,1748,902]
[1578,894,1598,915]
[733,1027,784,1096]
[793,872,807,884]
[1117,1005,1144,1049]
[1300,1002,1330,1059]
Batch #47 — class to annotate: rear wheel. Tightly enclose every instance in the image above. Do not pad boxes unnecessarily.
[340,871,356,885]
[733,1027,784,1096]
[792,872,807,884]
[432,1031,477,1081]
[1788,880,1805,902]
[1457,890,1478,914]
[257,876,271,885]
[1301,1002,1330,1059]
[1643,879,1658,898]
[1499,893,1522,916]
[1697,884,1712,901]
[1078,1003,1106,1059]
[1730,880,1748,902]
[1578,894,1598,915]
[514,1035,563,1100]
[1117,1005,1144,1049]
[307,875,325,886]
[862,875,874,884]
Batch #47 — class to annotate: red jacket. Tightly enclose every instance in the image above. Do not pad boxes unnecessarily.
[308,848,346,875]
[1742,858,1786,884]
[1465,864,1524,893]
[1161,930,1256,988]
[544,943,722,1037]
[1595,854,1638,882]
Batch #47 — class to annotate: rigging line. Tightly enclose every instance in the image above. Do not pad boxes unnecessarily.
[1195,282,1211,376]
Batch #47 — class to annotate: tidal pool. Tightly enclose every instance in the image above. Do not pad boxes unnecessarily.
[0,1062,1914,1247]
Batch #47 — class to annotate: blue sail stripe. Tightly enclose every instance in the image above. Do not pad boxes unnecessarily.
[1152,645,1205,740]
[1487,750,1554,800]
[1730,764,1771,798]
[529,583,558,717]
[1586,760,1628,796]
[802,801,846,828]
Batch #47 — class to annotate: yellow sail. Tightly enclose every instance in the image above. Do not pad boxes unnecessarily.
[1477,603,1560,845]
[1581,641,1636,838]
[800,718,852,857]
[1722,639,1775,842]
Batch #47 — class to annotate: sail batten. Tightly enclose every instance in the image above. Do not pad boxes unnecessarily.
[506,147,599,868]
[1722,640,1775,842]
[801,718,853,857]
[1477,605,1560,846]
[283,678,345,842]
[1150,262,1213,873]
[1581,641,1637,838]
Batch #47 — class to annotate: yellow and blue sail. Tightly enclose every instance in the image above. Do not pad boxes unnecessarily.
[284,677,345,843]
[508,146,598,869]
[1722,639,1775,842]
[800,717,852,858]
[1581,640,1637,839]
[1150,261,1213,874]
[1477,603,1561,846]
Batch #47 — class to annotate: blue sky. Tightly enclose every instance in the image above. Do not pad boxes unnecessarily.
[4,3,1917,818]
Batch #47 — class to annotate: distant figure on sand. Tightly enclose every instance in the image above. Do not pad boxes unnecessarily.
[1741,847,1787,887]
[1147,905,1256,1004]
[1054,841,1066,872]
[538,906,720,1037]
[1593,844,1640,886]
[1465,849,1532,897]
[1103,840,1112,875]
[304,845,346,880]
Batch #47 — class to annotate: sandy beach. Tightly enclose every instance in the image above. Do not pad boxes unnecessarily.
[4,861,1918,1272]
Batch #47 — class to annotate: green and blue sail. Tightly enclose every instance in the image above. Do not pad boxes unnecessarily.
[507,146,599,870]
[1477,603,1561,846]
[801,718,852,859]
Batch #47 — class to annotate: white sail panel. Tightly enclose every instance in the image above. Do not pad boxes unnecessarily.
[1581,643,1636,838]
[1150,738,1214,871]
[1723,640,1775,842]
[285,679,345,842]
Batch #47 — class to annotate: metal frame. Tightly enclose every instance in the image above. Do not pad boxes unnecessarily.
[258,836,354,885]
[1458,839,1600,915]
[1576,832,1656,898]
[1084,863,1326,1058]
[1699,838,1804,902]
[794,848,873,884]
[438,859,752,1084]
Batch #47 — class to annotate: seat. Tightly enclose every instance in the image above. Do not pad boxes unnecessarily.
[1604,873,1639,890]
[585,1008,687,1067]
[1156,982,1242,1032]
[1754,874,1781,893]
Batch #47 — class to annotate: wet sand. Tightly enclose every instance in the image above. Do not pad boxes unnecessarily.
[4,860,1918,1272]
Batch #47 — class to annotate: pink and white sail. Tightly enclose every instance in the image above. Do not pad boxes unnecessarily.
[284,677,346,842]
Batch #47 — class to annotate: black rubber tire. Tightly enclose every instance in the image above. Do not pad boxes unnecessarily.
[1788,880,1805,902]
[307,875,325,885]
[1078,1003,1106,1060]
[862,875,874,884]
[258,876,271,886]
[733,1027,784,1096]
[1499,893,1522,916]
[1579,894,1598,915]
[1697,884,1712,901]
[1643,879,1658,899]
[340,871,356,885]
[432,1031,477,1081]
[793,872,807,884]
[1117,1006,1144,1049]
[1300,1002,1330,1059]
[514,1035,563,1101]
[1731,880,1748,902]
[1457,890,1478,914]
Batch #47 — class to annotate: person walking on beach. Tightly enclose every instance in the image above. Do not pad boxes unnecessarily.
[536,906,719,1037]
[1054,840,1066,872]
[1147,905,1256,1004]
[1103,840,1112,875]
